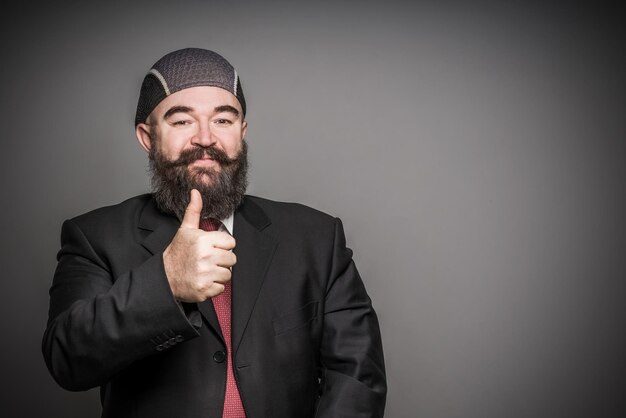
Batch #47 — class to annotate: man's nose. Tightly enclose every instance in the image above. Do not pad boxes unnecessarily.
[191,122,216,147]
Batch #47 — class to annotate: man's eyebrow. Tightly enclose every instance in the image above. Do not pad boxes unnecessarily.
[163,106,193,119]
[214,105,240,117]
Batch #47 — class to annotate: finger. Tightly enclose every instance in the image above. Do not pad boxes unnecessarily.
[181,189,202,229]
[206,282,225,299]
[210,267,233,284]
[212,250,237,269]
[202,231,236,250]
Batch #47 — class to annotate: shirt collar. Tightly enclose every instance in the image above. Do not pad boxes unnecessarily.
[220,213,234,235]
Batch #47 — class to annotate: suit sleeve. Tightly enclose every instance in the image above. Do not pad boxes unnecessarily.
[42,219,200,391]
[315,218,387,417]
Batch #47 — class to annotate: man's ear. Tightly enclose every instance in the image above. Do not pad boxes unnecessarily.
[135,123,152,153]
[241,120,248,140]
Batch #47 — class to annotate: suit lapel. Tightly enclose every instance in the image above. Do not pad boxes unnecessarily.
[138,197,179,256]
[137,197,224,340]
[232,197,277,354]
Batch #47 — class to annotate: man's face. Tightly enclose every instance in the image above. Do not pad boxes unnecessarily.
[137,86,247,180]
[135,86,249,220]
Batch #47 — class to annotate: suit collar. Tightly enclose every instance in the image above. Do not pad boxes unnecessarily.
[235,196,271,231]
[231,197,277,353]
[202,197,277,350]
[138,197,180,256]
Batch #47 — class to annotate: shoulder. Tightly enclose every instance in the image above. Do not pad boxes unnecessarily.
[241,195,341,241]
[244,195,336,223]
[67,194,154,233]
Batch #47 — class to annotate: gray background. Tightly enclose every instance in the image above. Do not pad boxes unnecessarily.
[1,1,624,417]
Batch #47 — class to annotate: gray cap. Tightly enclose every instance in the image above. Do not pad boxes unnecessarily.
[135,48,246,125]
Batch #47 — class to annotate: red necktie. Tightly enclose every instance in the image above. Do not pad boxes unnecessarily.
[200,218,246,418]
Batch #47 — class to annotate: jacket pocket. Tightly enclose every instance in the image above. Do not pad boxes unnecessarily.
[272,300,320,336]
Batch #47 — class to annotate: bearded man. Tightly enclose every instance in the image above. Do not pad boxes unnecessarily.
[42,48,386,418]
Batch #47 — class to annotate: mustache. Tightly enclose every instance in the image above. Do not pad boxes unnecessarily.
[156,146,238,168]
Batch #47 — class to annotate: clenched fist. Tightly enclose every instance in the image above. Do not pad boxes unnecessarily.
[163,189,236,302]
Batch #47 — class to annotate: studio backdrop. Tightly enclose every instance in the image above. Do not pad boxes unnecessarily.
[1,1,624,417]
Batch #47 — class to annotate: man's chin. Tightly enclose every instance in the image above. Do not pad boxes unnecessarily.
[188,166,219,182]
[190,176,216,189]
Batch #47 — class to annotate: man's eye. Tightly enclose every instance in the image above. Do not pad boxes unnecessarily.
[172,120,192,126]
[214,118,232,125]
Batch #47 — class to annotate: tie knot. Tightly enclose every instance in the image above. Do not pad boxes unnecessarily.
[199,218,221,232]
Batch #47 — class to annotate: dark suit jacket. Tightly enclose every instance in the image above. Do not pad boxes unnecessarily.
[43,194,386,417]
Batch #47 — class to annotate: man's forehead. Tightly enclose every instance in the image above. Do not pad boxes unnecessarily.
[151,86,243,118]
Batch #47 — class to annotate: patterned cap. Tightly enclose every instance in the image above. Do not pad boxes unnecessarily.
[135,48,246,125]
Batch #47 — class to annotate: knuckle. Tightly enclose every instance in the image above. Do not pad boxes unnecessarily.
[207,284,224,298]
[193,282,206,293]
[193,277,210,293]
[213,269,229,283]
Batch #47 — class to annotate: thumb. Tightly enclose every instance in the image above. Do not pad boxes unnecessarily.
[181,189,202,229]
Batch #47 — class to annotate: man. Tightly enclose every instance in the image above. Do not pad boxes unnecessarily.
[43,48,386,418]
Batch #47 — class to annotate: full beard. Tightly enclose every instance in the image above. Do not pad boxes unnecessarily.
[149,140,249,221]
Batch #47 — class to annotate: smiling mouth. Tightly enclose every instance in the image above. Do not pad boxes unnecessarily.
[191,157,217,166]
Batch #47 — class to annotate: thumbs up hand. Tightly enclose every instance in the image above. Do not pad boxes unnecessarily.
[163,189,237,302]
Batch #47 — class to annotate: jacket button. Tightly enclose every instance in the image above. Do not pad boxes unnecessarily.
[168,337,177,345]
[175,335,184,342]
[156,344,164,351]
[213,351,226,363]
